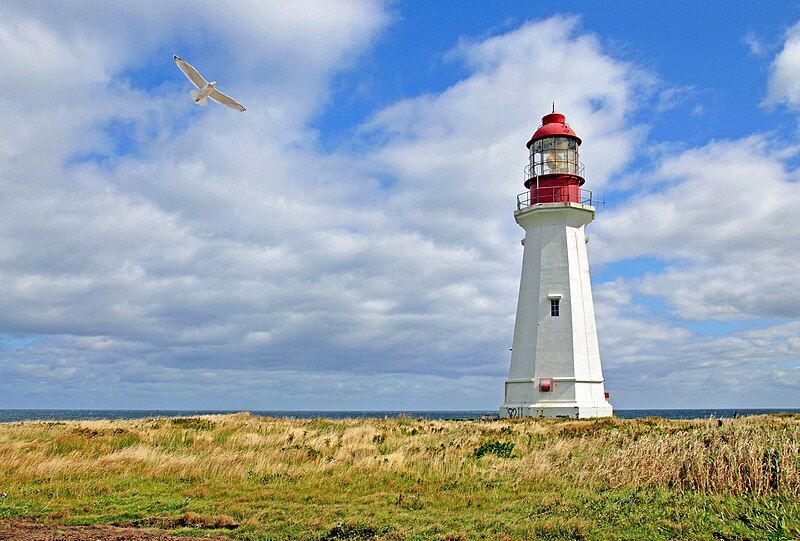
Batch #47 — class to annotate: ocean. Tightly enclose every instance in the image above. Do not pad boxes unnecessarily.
[1,408,798,423]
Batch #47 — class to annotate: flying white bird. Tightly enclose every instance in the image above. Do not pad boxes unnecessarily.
[173,55,246,112]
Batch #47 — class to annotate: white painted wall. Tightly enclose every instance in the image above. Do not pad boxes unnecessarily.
[500,202,612,419]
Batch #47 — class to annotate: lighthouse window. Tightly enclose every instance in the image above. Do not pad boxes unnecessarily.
[550,298,560,317]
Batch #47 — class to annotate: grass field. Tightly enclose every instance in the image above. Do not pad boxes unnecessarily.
[0,413,798,540]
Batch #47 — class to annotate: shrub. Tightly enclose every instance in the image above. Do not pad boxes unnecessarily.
[474,440,515,458]
[169,417,215,430]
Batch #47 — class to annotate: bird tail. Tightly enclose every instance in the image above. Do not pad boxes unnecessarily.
[190,89,207,107]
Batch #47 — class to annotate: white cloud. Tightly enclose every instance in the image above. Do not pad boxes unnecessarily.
[594,280,800,408]
[366,16,648,191]
[594,136,800,321]
[765,22,800,107]
[1,6,798,410]
[0,13,652,408]
[583,131,800,405]
[655,85,696,112]
[744,31,766,57]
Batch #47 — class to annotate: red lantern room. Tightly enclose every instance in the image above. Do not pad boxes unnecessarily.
[523,108,585,205]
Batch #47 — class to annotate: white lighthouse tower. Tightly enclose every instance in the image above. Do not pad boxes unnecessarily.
[500,109,612,419]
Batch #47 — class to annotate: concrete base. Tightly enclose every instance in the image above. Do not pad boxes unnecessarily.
[499,402,613,420]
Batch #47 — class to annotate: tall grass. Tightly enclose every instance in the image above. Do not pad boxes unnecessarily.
[0,414,798,539]
[0,415,797,496]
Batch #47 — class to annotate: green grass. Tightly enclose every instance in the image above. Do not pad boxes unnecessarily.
[0,414,798,540]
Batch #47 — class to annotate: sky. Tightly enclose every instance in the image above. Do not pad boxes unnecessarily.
[1,0,800,410]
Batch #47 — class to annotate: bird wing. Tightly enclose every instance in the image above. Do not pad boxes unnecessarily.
[173,55,207,89]
[209,89,246,112]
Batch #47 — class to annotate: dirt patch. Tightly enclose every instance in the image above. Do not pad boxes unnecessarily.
[0,520,231,540]
[136,512,238,530]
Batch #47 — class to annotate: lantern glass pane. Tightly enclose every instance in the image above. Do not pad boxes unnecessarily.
[556,150,567,172]
[567,149,577,172]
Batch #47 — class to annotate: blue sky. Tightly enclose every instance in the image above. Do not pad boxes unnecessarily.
[318,2,799,145]
[1,1,799,410]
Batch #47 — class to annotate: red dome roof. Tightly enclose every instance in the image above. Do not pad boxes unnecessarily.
[526,111,581,148]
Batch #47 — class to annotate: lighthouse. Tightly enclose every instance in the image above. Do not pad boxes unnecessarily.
[500,108,612,419]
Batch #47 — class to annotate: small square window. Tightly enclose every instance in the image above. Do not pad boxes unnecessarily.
[550,298,560,317]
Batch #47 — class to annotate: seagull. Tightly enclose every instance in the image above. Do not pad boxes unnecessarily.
[173,55,246,112]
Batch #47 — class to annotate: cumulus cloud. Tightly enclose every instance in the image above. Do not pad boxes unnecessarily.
[765,22,800,107]
[593,280,800,408]
[594,136,800,320]
[1,5,798,409]
[0,11,650,407]
[584,131,800,405]
[366,16,647,191]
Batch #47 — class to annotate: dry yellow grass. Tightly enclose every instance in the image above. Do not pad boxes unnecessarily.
[0,413,798,540]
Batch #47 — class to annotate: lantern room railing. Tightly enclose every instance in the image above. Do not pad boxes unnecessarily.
[516,188,601,210]
[524,160,584,182]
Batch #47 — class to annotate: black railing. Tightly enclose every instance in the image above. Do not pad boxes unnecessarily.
[516,188,602,210]
[524,160,585,182]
